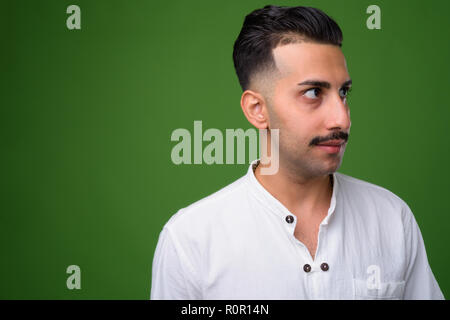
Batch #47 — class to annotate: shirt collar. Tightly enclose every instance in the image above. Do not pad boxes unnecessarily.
[245,158,339,226]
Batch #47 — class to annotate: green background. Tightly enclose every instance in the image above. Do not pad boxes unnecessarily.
[1,0,449,299]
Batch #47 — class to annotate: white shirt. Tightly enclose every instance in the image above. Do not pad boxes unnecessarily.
[151,159,444,300]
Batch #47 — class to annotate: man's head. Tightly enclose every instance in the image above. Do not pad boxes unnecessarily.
[233,5,351,179]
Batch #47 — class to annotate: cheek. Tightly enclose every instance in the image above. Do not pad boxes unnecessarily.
[280,117,314,149]
[271,94,302,125]
[270,91,317,145]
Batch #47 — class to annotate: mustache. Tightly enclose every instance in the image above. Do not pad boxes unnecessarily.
[309,131,349,146]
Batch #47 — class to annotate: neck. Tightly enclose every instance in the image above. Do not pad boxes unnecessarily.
[254,160,333,220]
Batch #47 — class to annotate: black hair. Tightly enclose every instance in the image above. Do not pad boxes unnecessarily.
[232,5,343,91]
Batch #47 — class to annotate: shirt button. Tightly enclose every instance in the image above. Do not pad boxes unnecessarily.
[320,262,329,271]
[285,215,294,224]
[303,264,311,273]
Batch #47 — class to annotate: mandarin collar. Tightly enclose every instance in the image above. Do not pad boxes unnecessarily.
[245,159,339,226]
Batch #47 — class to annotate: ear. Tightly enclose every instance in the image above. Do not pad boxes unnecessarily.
[240,90,269,129]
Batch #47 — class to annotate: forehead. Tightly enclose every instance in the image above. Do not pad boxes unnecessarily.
[272,42,349,82]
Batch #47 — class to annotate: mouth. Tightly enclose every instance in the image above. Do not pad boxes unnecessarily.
[315,140,346,154]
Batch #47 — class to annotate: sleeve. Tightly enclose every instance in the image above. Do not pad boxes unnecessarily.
[150,227,202,300]
[402,205,445,300]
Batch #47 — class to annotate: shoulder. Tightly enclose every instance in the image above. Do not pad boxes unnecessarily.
[335,172,414,222]
[163,174,250,236]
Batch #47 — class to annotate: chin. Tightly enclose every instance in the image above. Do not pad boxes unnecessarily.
[328,162,342,173]
[321,158,342,174]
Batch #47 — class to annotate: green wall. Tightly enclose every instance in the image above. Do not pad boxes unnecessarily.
[1,0,449,299]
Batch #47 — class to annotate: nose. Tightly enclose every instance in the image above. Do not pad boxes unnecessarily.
[325,92,351,132]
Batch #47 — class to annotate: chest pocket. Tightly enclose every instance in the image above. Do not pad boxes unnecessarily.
[353,278,405,300]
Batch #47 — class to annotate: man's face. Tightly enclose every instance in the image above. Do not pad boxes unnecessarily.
[267,42,351,178]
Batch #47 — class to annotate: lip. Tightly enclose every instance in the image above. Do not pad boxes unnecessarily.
[315,140,345,154]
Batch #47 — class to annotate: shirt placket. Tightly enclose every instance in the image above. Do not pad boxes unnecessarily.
[246,161,336,299]
[285,215,330,299]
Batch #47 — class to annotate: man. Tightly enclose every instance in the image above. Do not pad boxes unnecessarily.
[151,5,444,299]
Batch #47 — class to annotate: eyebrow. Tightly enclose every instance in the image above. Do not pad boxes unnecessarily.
[298,79,352,89]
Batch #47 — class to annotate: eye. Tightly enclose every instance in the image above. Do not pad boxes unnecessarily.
[339,86,352,99]
[304,88,322,99]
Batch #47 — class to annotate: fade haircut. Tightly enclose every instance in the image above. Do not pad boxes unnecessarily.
[232,5,343,91]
